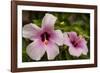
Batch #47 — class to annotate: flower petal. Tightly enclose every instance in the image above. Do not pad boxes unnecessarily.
[51,30,63,46]
[23,23,40,40]
[26,40,45,60]
[63,32,73,47]
[68,47,82,57]
[42,13,57,30]
[82,44,88,55]
[45,42,59,60]
[76,38,88,55]
[68,32,77,42]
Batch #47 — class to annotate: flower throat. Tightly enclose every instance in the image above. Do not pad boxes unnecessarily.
[41,32,50,45]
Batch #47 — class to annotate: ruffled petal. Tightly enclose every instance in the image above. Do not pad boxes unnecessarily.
[45,41,59,60]
[51,30,63,46]
[76,38,88,55]
[26,40,45,60]
[63,32,73,47]
[82,44,88,55]
[68,47,82,57]
[42,13,57,30]
[23,23,41,40]
[68,32,77,42]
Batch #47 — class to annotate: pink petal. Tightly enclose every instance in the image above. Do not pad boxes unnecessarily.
[45,41,59,60]
[51,30,63,46]
[68,47,82,57]
[63,32,73,47]
[42,13,57,30]
[26,40,45,60]
[68,32,77,42]
[23,23,41,40]
[82,44,88,55]
[76,38,88,55]
[79,38,87,45]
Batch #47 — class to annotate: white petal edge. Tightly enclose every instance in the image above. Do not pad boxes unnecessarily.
[82,45,88,55]
[26,40,45,60]
[68,47,83,57]
[42,13,57,30]
[23,23,40,40]
[51,30,63,46]
[63,32,73,47]
[45,42,59,60]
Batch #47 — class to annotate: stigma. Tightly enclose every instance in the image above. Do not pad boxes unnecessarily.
[44,39,48,45]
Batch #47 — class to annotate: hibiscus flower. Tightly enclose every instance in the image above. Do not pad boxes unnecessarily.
[63,32,88,57]
[23,13,63,60]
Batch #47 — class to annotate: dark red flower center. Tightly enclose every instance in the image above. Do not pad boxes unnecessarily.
[71,41,77,47]
[41,32,50,45]
[71,38,81,48]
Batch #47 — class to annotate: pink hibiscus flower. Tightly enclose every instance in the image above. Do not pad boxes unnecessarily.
[23,13,63,60]
[63,32,88,57]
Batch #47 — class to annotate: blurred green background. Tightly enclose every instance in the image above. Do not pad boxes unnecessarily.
[22,10,90,62]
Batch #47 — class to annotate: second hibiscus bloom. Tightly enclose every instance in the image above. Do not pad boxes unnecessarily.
[63,32,88,57]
